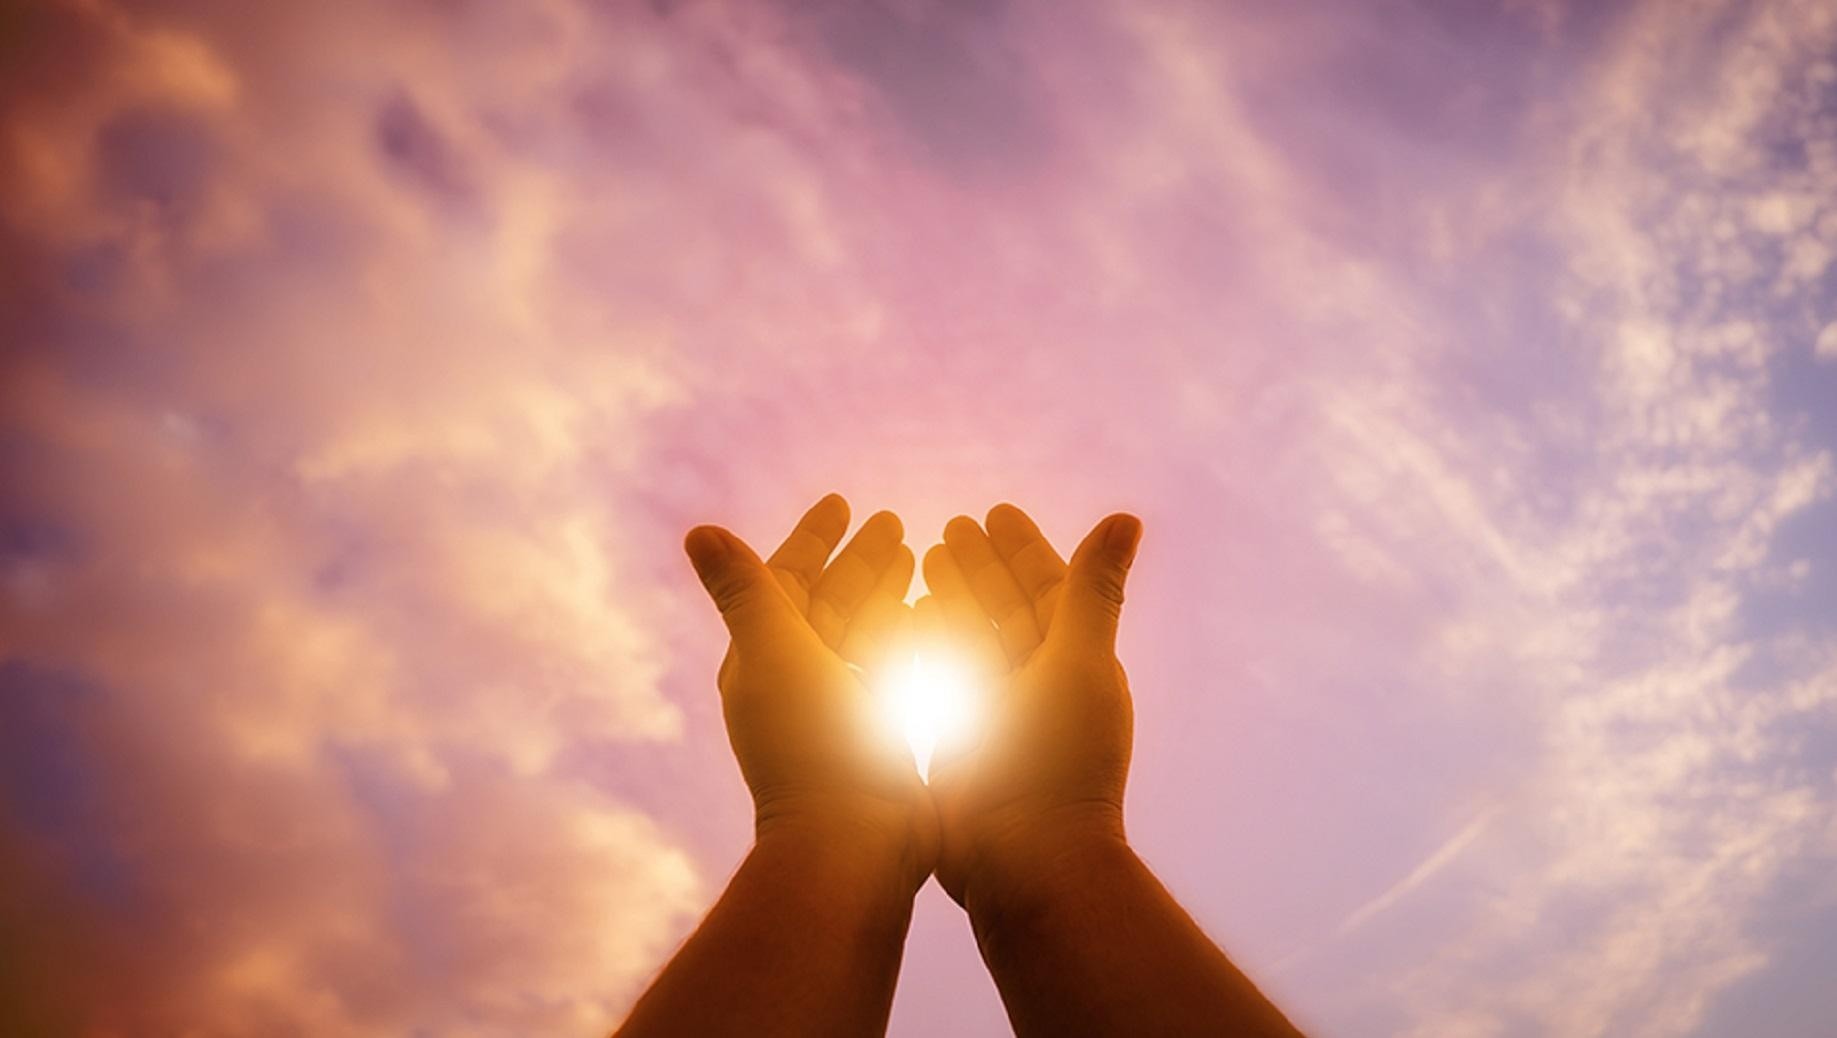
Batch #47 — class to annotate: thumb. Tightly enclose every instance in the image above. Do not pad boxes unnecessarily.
[1056,513,1142,651]
[684,525,797,642]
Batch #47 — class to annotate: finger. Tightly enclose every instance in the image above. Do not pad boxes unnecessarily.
[944,514,1044,664]
[763,493,850,615]
[838,545,914,669]
[685,525,802,643]
[985,502,1069,632]
[1053,513,1143,652]
[809,510,905,648]
[912,593,946,651]
[909,591,974,708]
[922,543,1008,680]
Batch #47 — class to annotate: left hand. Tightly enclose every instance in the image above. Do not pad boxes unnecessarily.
[685,494,938,891]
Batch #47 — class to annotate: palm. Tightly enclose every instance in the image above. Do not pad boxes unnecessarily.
[918,505,1139,903]
[690,494,938,875]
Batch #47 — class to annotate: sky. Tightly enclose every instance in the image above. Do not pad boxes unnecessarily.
[3,0,1837,1034]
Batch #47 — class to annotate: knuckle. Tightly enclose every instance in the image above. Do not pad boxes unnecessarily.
[710,571,763,616]
[1084,568,1127,608]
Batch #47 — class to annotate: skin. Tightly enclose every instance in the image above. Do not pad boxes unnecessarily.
[618,495,1304,1037]
[615,494,935,1037]
[924,504,1305,1037]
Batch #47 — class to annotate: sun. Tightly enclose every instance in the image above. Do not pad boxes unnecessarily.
[875,651,982,781]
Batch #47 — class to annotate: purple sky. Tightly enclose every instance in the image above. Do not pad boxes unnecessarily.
[4,1,1837,1034]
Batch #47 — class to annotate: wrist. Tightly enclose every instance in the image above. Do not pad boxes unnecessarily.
[957,803,1130,924]
[965,827,1139,963]
[754,791,935,894]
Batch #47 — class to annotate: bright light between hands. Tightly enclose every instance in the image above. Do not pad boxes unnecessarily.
[875,652,982,781]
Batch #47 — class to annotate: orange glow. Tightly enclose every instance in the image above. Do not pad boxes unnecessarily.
[874,651,983,781]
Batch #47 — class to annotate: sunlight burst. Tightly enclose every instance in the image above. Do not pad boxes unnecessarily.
[876,652,982,781]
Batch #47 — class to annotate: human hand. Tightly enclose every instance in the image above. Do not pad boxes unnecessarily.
[685,494,937,892]
[918,504,1143,910]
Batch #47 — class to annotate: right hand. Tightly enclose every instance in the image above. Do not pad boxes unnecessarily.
[918,504,1144,910]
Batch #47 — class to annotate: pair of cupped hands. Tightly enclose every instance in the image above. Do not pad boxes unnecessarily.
[684,494,1143,910]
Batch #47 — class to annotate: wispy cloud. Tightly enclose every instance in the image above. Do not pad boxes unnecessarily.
[5,1,1836,1035]
[1336,807,1500,940]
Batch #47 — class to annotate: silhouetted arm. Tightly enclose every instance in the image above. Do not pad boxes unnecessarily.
[922,505,1303,1037]
[616,495,935,1037]
[616,814,922,1037]
[966,830,1302,1036]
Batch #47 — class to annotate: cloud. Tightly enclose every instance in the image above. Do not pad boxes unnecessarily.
[1,2,723,1030]
[1266,2,1837,1034]
[1333,807,1500,941]
[6,1,1837,1035]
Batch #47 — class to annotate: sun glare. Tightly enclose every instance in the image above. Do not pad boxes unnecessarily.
[876,652,982,781]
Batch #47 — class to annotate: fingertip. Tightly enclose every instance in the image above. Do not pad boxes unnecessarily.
[921,542,954,583]
[1075,513,1141,561]
[943,514,982,544]
[986,501,1038,533]
[1101,513,1143,559]
[685,526,750,615]
[865,508,904,541]
[683,524,734,567]
[814,492,850,526]
[687,524,770,572]
[986,504,1052,562]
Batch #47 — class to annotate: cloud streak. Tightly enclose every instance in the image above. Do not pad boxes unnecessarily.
[1335,807,1501,942]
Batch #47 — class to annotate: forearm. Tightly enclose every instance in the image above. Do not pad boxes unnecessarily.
[615,826,919,1037]
[967,834,1304,1037]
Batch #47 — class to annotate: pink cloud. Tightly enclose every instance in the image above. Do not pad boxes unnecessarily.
[5,1,1837,1035]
